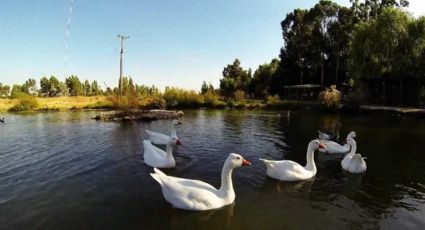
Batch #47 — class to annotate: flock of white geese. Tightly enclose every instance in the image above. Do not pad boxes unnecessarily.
[143,119,367,211]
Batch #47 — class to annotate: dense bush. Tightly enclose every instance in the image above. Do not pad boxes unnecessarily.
[266,95,280,106]
[319,86,341,109]
[163,87,204,108]
[9,95,39,112]
[233,90,246,102]
[203,90,225,108]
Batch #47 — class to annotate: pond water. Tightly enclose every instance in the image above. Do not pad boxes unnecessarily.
[1,110,425,229]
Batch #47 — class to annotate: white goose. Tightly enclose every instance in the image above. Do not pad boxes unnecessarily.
[259,140,325,181]
[341,138,367,174]
[146,119,181,145]
[319,131,356,154]
[150,153,251,211]
[143,138,180,168]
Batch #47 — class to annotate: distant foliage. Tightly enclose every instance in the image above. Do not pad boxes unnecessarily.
[0,83,10,97]
[233,90,246,102]
[11,85,26,99]
[202,89,225,108]
[163,87,204,108]
[9,95,39,112]
[319,86,341,109]
[266,95,280,106]
[66,75,84,96]
[219,59,252,98]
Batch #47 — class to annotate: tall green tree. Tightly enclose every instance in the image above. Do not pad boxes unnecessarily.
[84,80,91,96]
[251,58,280,98]
[49,76,61,96]
[219,59,251,98]
[350,0,409,21]
[66,75,83,96]
[39,77,50,96]
[91,80,101,96]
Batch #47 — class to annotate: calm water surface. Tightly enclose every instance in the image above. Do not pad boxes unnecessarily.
[1,110,425,229]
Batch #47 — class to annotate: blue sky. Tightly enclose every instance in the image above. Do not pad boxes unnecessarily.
[0,0,423,91]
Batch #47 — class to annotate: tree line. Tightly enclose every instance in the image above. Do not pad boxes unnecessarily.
[0,75,164,99]
[217,0,425,105]
[0,76,104,98]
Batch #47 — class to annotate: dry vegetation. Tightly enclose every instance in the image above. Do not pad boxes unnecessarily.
[0,96,111,112]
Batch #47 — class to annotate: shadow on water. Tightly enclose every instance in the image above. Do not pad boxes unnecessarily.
[1,110,425,229]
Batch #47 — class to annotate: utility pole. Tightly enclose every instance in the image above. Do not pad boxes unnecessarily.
[117,34,130,95]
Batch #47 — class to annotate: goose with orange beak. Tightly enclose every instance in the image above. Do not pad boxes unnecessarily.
[150,153,251,211]
[260,140,325,181]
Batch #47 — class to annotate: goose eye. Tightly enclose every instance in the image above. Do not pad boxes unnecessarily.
[236,157,240,160]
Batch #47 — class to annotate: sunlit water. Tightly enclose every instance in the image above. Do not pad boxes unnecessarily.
[1,110,425,229]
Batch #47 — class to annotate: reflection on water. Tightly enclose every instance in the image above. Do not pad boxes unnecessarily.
[1,110,425,229]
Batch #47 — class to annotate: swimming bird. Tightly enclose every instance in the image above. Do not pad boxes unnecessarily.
[0,118,4,123]
[259,140,325,181]
[143,137,180,168]
[341,138,367,174]
[319,131,356,154]
[146,119,181,145]
[150,153,251,211]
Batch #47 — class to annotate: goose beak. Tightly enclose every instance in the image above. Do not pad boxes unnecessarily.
[319,143,326,149]
[242,159,251,166]
[176,139,182,145]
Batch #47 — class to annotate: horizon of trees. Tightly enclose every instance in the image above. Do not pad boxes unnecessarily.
[217,0,425,106]
[2,0,425,106]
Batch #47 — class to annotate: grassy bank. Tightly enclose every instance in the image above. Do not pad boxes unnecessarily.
[0,95,320,113]
[0,96,112,112]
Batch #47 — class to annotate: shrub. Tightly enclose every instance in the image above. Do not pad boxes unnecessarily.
[9,95,39,112]
[319,85,341,109]
[266,95,280,106]
[163,87,204,108]
[234,90,246,102]
[203,90,225,107]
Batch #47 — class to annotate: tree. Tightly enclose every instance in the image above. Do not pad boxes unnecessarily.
[251,58,280,98]
[58,82,69,96]
[0,83,10,97]
[84,80,91,96]
[91,80,101,96]
[39,77,50,97]
[201,81,208,94]
[219,59,251,98]
[350,0,409,22]
[49,76,61,96]
[66,75,83,96]
[22,78,37,95]
[11,84,24,98]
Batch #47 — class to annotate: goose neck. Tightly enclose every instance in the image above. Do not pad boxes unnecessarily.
[305,144,317,172]
[170,124,177,138]
[165,143,173,158]
[349,141,357,156]
[219,162,235,199]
